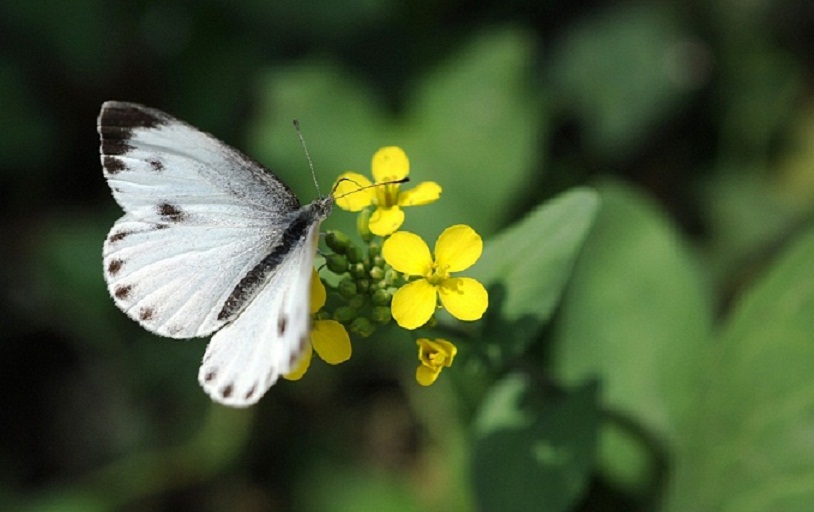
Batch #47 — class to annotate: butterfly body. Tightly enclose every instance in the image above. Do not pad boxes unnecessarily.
[99,101,330,407]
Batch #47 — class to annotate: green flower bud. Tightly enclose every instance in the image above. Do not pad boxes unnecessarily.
[349,295,366,310]
[334,306,357,323]
[369,266,384,280]
[346,245,363,264]
[368,241,381,258]
[356,279,370,292]
[349,262,367,279]
[357,209,372,241]
[372,255,385,268]
[325,230,351,254]
[371,306,392,324]
[350,317,375,338]
[325,253,349,274]
[371,288,391,306]
[383,268,398,285]
[337,278,357,299]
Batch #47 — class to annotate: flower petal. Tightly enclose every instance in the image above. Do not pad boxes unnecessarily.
[334,172,375,211]
[417,338,457,368]
[416,364,442,386]
[397,181,442,207]
[283,343,313,381]
[438,277,488,321]
[369,206,405,236]
[311,320,351,364]
[382,231,432,275]
[434,224,483,272]
[391,280,437,329]
[310,269,326,314]
[371,146,409,182]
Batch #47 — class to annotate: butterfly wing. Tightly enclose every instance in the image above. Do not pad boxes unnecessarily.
[198,221,322,407]
[100,101,300,338]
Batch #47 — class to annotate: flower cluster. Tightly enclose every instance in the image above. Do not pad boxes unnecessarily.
[288,146,488,386]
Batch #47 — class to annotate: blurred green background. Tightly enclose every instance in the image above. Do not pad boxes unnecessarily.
[4,0,814,511]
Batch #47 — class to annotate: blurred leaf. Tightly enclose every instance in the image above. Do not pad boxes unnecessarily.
[472,374,599,512]
[32,215,119,347]
[250,28,544,240]
[666,225,814,512]
[19,406,252,511]
[715,36,800,162]
[0,0,114,82]
[468,187,599,363]
[702,169,802,285]
[296,463,420,512]
[547,4,696,160]
[551,181,711,489]
[0,58,57,170]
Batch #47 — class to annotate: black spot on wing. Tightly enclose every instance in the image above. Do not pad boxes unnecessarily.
[109,230,130,243]
[289,335,309,368]
[139,307,155,321]
[157,202,185,222]
[278,315,288,336]
[103,156,126,174]
[107,259,123,276]
[101,136,135,156]
[114,285,132,300]
[245,385,256,400]
[221,384,233,399]
[204,369,217,383]
[149,159,164,171]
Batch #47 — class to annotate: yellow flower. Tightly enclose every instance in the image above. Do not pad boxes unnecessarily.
[382,225,489,330]
[284,271,352,381]
[416,338,457,386]
[333,146,442,236]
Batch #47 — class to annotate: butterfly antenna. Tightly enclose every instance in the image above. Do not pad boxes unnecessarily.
[333,176,410,200]
[293,119,321,197]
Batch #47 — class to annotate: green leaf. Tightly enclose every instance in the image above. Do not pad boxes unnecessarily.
[665,226,814,512]
[550,181,711,491]
[468,188,599,362]
[546,4,692,160]
[472,374,599,512]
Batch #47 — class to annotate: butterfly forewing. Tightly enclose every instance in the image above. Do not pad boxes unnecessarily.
[99,101,332,406]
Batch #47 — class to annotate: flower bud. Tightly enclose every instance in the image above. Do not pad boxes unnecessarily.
[350,317,375,338]
[371,288,391,306]
[349,295,366,310]
[357,209,372,241]
[371,306,392,324]
[349,262,367,279]
[346,245,363,264]
[369,266,384,280]
[337,278,357,299]
[334,306,357,323]
[325,230,351,254]
[325,254,349,274]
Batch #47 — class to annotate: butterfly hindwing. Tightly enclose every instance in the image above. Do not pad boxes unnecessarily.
[198,223,321,407]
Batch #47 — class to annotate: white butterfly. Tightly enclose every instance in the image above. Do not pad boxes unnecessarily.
[99,101,332,407]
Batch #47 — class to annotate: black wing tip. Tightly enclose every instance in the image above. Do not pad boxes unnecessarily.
[98,101,169,131]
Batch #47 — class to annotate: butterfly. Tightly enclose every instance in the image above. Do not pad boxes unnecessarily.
[99,101,333,407]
